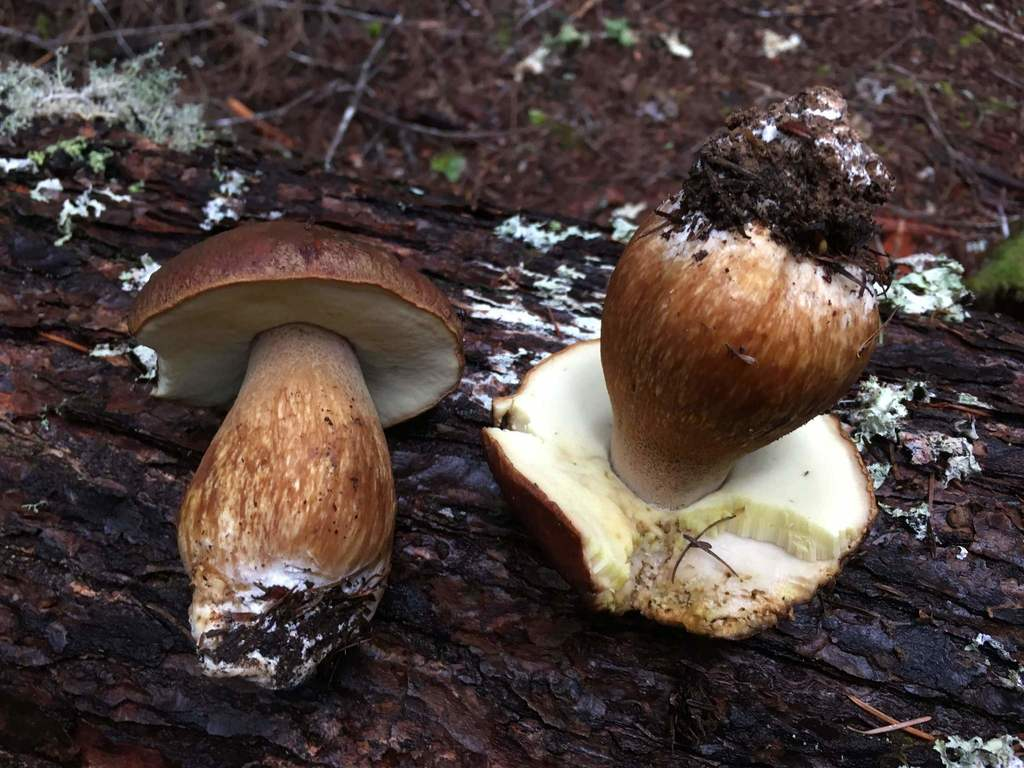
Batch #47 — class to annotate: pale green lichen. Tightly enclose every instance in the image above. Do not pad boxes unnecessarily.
[958,392,992,408]
[882,253,971,323]
[867,461,891,489]
[843,376,931,449]
[0,47,208,152]
[27,137,113,175]
[934,734,1024,768]
[495,215,601,253]
[900,430,981,487]
[880,502,930,540]
[610,202,646,244]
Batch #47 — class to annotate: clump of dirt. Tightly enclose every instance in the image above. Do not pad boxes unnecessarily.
[661,86,893,284]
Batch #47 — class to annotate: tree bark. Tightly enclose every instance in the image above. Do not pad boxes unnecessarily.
[1,124,1021,768]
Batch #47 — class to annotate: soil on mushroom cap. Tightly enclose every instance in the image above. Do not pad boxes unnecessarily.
[661,86,893,286]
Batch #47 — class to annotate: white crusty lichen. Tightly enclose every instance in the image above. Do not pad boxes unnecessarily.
[30,178,63,201]
[0,156,39,174]
[52,185,132,246]
[494,215,601,253]
[90,342,158,380]
[965,634,1024,693]
[843,375,931,449]
[0,47,209,151]
[201,169,248,231]
[118,253,160,292]
[882,253,971,323]
[934,734,1024,768]
[880,503,930,540]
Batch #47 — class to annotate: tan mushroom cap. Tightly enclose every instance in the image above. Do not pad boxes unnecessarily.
[130,221,464,427]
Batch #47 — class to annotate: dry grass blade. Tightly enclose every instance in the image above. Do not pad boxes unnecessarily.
[846,694,936,742]
[38,331,91,354]
[851,715,932,736]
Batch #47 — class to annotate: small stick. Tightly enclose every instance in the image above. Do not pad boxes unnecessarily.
[225,97,297,149]
[846,694,936,742]
[852,715,933,736]
[324,12,403,171]
[672,514,738,581]
[38,331,90,353]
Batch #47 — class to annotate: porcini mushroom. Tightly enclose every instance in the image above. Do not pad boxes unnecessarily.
[483,87,891,638]
[130,221,463,687]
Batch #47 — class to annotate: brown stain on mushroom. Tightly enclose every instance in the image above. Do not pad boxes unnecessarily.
[178,324,395,641]
[602,215,879,508]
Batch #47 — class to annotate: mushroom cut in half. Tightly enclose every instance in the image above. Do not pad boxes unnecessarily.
[130,221,463,687]
[483,87,889,638]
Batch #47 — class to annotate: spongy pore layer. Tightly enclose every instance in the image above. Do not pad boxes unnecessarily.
[484,340,876,638]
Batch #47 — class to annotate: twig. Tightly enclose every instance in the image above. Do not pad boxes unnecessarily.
[38,331,90,354]
[0,25,54,51]
[852,715,933,736]
[672,514,738,581]
[570,0,601,20]
[940,0,1024,44]
[324,13,402,171]
[846,694,936,742]
[90,0,135,58]
[212,81,350,127]
[225,97,296,149]
[360,105,511,140]
[32,9,93,65]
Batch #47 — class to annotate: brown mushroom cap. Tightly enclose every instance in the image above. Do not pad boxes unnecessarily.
[130,221,464,427]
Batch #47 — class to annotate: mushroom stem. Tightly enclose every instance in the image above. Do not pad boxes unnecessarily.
[178,323,395,686]
[609,429,731,509]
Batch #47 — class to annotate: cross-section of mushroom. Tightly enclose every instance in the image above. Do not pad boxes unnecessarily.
[130,221,463,687]
[483,87,890,638]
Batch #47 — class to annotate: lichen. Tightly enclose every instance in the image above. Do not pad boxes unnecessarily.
[965,634,1024,693]
[900,430,981,486]
[867,461,891,489]
[29,178,63,201]
[201,168,248,231]
[934,734,1024,768]
[494,215,601,252]
[880,502,930,540]
[118,254,160,292]
[609,202,647,244]
[27,137,113,175]
[843,375,931,449]
[0,156,38,174]
[957,392,992,408]
[0,47,209,151]
[883,253,971,323]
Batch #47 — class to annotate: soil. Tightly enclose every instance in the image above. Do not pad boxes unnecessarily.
[1,1,1022,267]
[662,86,892,283]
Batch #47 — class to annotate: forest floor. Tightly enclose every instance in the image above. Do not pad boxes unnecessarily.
[2,0,1023,275]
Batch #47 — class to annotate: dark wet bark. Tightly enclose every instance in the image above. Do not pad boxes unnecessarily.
[1,124,1021,768]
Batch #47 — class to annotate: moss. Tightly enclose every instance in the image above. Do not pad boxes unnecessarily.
[969,232,1024,312]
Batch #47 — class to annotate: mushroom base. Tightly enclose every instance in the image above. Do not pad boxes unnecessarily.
[179,323,396,687]
[483,340,876,639]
